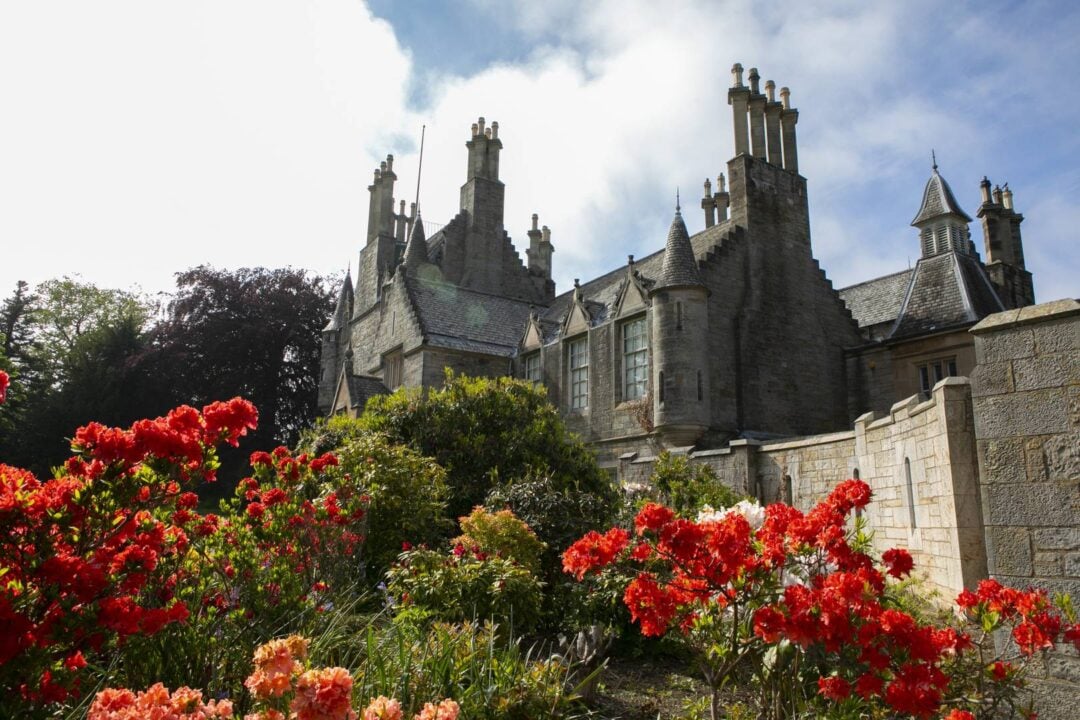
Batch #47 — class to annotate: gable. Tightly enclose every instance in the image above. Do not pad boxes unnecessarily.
[564,302,590,336]
[521,320,544,350]
[616,278,647,318]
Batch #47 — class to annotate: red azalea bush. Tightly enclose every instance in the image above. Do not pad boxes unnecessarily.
[563,479,1080,719]
[0,396,257,706]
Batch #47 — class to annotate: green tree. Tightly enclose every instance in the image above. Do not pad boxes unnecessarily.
[360,371,616,521]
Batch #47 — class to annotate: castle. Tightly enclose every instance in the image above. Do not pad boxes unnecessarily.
[320,64,1079,715]
[318,62,1033,465]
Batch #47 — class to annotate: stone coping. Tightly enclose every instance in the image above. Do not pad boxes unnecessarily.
[758,430,855,452]
[970,298,1080,334]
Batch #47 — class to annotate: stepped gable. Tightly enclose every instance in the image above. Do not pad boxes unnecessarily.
[912,167,972,225]
[405,276,535,356]
[323,271,353,331]
[838,268,914,329]
[889,252,1004,339]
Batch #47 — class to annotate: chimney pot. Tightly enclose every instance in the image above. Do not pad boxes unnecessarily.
[780,87,791,109]
[542,225,551,242]
[980,177,992,204]
[531,213,538,230]
[471,122,478,137]
[765,80,776,102]
[1002,185,1014,210]
[731,62,744,87]
[477,117,486,135]
[386,154,394,171]
[704,178,712,196]
[749,67,761,94]
[718,173,726,192]
[491,121,499,138]
[484,127,492,138]
[993,185,1003,205]
[373,168,381,181]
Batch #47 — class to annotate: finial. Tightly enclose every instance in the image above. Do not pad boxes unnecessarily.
[931,149,938,171]
[628,254,634,265]
[574,278,580,289]
[676,187,681,213]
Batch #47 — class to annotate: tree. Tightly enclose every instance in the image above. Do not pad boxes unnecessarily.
[141,266,334,485]
[360,371,617,521]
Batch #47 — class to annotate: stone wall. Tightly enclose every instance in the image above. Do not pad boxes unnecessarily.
[970,298,1080,719]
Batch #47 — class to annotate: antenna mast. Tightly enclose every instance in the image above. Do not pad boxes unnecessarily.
[414,124,426,213]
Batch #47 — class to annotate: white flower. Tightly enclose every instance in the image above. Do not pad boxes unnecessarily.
[697,499,766,529]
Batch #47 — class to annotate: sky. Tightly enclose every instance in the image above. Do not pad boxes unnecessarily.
[1,0,1077,305]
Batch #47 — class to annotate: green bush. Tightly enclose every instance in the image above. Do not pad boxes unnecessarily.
[298,414,451,578]
[387,548,544,633]
[649,451,745,515]
[360,371,616,519]
[453,507,546,576]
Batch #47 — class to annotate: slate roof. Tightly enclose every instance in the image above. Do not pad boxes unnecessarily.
[654,210,705,290]
[539,219,731,332]
[323,271,353,332]
[838,269,913,329]
[343,374,388,409]
[912,168,972,225]
[889,252,1004,339]
[406,276,536,356]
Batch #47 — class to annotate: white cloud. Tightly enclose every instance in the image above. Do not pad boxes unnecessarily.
[0,0,1075,307]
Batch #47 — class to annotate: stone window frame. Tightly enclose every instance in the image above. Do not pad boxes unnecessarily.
[621,315,648,402]
[523,351,541,386]
[383,347,404,390]
[916,356,958,398]
[567,335,589,411]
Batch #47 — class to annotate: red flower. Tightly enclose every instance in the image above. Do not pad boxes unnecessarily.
[854,672,884,699]
[753,606,785,643]
[0,370,9,404]
[634,503,675,535]
[817,676,851,701]
[562,528,629,580]
[624,572,679,637]
[943,711,976,720]
[882,547,914,578]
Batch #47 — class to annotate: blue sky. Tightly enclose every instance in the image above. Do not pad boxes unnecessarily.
[1,0,1077,304]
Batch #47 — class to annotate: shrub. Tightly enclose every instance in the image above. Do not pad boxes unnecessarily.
[649,451,745,514]
[360,371,615,519]
[299,415,451,578]
[388,547,543,634]
[452,507,545,575]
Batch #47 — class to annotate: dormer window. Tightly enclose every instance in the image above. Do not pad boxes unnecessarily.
[523,352,541,385]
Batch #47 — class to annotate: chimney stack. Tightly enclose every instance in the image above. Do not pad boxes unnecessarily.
[728,63,751,156]
[779,86,799,173]
[748,68,766,159]
[715,173,730,221]
[764,79,783,166]
[701,178,716,227]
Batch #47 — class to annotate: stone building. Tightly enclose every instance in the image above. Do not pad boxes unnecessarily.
[318,62,1034,471]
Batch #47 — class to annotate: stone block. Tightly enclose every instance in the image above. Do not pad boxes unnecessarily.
[973,390,1070,439]
[975,326,1036,364]
[1034,528,1080,552]
[1014,354,1077,392]
[1032,316,1080,356]
[988,526,1033,576]
[970,360,1014,398]
[985,481,1080,527]
[1065,553,1080,577]
[978,437,1026,483]
[1035,551,1063,576]
[1024,433,1080,483]
[1047,655,1080,684]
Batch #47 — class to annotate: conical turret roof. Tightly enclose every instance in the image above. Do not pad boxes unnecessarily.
[323,271,353,331]
[912,166,972,226]
[653,207,704,290]
[403,214,428,270]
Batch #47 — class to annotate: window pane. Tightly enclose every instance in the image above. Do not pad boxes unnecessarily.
[622,318,648,400]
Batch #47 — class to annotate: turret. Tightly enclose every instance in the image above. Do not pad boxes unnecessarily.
[911,159,973,258]
[402,213,429,273]
[650,204,710,445]
[977,177,1034,308]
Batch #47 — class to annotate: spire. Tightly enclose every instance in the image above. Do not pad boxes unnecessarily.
[653,205,704,290]
[403,213,428,271]
[912,163,972,226]
[323,270,354,331]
